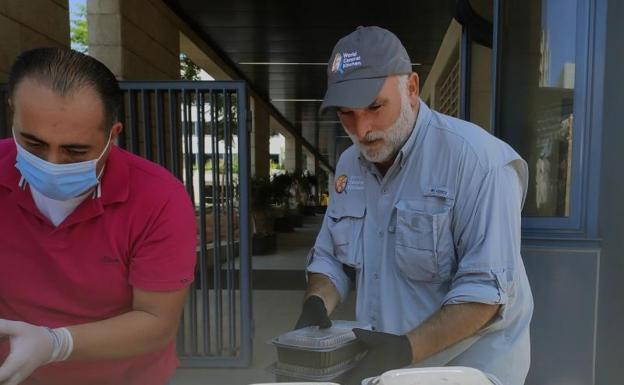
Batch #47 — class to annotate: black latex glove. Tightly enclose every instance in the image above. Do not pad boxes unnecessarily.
[294,295,332,330]
[342,328,413,385]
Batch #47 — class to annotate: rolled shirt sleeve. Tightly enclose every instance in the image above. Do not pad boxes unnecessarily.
[306,214,351,302]
[442,160,527,308]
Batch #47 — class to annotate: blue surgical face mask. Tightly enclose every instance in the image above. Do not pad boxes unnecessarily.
[13,129,112,201]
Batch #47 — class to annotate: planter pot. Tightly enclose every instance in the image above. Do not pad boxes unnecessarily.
[252,209,275,235]
[252,233,277,255]
[274,216,295,232]
[197,211,240,244]
[289,213,304,228]
[303,205,317,216]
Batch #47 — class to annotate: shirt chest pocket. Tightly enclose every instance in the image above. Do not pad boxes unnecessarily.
[394,199,455,282]
[327,202,366,268]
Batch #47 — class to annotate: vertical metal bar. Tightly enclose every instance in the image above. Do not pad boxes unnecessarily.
[184,92,200,355]
[460,26,472,121]
[155,90,165,167]
[172,89,184,355]
[224,90,236,353]
[129,91,139,154]
[196,89,210,355]
[237,84,252,366]
[210,90,223,354]
[181,89,197,355]
[117,91,126,149]
[168,90,180,179]
[490,0,503,136]
[142,90,152,161]
[182,91,194,199]
[231,92,238,351]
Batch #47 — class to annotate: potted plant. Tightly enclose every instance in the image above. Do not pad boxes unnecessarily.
[251,176,277,255]
[271,172,295,232]
[299,172,318,216]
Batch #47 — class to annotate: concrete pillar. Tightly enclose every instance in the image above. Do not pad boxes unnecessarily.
[326,168,334,198]
[327,128,337,168]
[251,97,270,179]
[305,150,316,173]
[87,0,180,163]
[470,43,492,132]
[296,141,302,173]
[284,134,295,173]
[87,0,179,80]
[0,0,70,81]
[284,133,302,174]
[313,157,320,203]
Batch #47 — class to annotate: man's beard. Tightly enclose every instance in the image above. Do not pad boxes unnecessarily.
[346,85,417,163]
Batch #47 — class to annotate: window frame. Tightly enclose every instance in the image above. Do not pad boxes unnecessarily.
[490,0,604,238]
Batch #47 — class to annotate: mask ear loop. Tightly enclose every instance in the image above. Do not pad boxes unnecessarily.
[93,129,115,198]
[12,127,34,190]
[95,129,114,182]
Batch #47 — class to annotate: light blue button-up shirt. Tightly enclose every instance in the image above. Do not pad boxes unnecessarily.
[307,100,533,385]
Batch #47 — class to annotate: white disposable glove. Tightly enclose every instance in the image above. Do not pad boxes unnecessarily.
[0,319,73,385]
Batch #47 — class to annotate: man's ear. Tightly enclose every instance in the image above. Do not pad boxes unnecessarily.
[109,122,123,144]
[408,72,420,109]
[7,98,16,116]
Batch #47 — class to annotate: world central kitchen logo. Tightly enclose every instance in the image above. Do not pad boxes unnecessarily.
[331,51,363,74]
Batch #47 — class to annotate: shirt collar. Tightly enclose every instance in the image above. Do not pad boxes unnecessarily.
[99,145,129,205]
[0,140,19,192]
[397,99,432,166]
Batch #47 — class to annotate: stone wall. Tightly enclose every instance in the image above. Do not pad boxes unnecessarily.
[0,0,70,81]
[87,0,179,80]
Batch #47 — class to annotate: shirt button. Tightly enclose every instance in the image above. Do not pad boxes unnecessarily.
[377,229,383,236]
[374,273,379,280]
[382,188,388,194]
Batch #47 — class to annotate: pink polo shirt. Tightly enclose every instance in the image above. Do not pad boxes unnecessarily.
[0,139,197,385]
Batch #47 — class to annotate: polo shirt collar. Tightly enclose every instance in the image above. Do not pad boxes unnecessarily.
[0,141,19,192]
[99,145,129,206]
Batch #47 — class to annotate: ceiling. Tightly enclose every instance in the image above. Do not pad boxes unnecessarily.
[164,0,457,165]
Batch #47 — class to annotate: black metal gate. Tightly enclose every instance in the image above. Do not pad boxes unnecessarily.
[118,81,252,367]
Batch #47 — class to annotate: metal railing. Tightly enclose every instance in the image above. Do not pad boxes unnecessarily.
[119,81,252,367]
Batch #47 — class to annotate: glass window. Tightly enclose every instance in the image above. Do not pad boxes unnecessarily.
[498,0,577,217]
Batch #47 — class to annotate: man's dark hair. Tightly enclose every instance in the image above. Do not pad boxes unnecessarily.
[7,47,122,131]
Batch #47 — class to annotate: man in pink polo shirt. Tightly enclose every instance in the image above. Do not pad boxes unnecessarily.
[0,48,197,385]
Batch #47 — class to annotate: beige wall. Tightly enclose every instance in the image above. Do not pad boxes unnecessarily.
[88,0,179,80]
[421,18,492,131]
[251,97,270,179]
[305,148,316,174]
[421,20,461,107]
[470,43,492,131]
[0,0,70,81]
[284,135,302,174]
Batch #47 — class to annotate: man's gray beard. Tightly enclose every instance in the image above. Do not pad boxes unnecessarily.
[347,83,417,163]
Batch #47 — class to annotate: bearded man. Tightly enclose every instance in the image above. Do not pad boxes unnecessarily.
[294,26,533,385]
